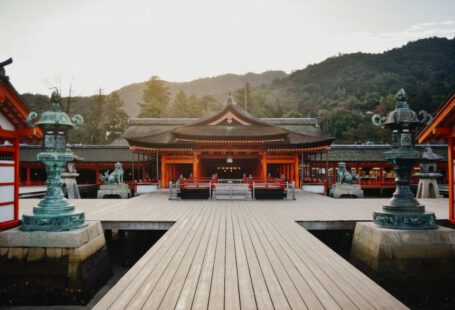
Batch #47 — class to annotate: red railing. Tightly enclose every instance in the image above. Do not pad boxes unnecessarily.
[179,177,216,190]
[243,177,285,190]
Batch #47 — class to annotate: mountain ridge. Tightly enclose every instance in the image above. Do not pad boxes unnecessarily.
[115,70,288,116]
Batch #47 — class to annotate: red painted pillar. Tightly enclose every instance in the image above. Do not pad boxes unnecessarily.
[26,165,31,186]
[294,155,299,187]
[13,138,20,226]
[161,158,167,188]
[449,137,454,224]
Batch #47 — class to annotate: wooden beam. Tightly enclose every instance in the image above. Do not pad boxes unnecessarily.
[0,128,17,139]
[432,127,452,136]
[418,93,455,143]
[16,127,39,137]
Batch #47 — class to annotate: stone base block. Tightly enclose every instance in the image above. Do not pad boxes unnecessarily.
[351,222,455,280]
[97,183,131,199]
[0,221,112,305]
[330,184,364,198]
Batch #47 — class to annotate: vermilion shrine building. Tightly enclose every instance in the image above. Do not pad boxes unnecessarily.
[124,96,334,188]
[418,91,455,223]
[0,60,42,229]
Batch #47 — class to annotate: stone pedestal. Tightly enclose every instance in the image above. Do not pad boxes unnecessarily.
[330,183,364,198]
[0,221,112,305]
[61,172,81,199]
[351,222,455,280]
[97,183,131,199]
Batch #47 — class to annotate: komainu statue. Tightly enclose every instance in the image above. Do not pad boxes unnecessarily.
[99,162,124,184]
[97,162,130,199]
[330,162,364,198]
[336,162,359,184]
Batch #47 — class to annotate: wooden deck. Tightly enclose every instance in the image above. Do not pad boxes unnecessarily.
[19,191,449,309]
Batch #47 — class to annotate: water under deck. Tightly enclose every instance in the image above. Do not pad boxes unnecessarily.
[19,191,449,309]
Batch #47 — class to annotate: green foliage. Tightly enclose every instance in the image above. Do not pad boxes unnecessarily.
[24,90,128,145]
[169,90,207,117]
[234,82,252,110]
[104,92,129,143]
[138,76,170,117]
[282,110,303,118]
[318,109,361,142]
[21,93,51,115]
[282,37,455,117]
[84,89,107,144]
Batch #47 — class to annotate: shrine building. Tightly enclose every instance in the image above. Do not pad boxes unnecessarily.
[418,90,455,223]
[0,59,42,229]
[123,95,334,189]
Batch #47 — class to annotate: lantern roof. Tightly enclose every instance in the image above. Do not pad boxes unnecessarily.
[31,91,75,129]
[383,89,419,128]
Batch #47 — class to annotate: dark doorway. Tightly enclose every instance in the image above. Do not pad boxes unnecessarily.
[200,158,259,179]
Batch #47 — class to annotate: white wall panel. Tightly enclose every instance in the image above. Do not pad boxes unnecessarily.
[0,204,14,222]
[0,185,14,203]
[0,166,14,183]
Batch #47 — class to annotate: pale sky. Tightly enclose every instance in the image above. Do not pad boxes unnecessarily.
[1,0,454,96]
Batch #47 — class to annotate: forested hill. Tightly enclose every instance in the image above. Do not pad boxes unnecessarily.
[274,37,455,115]
[116,71,287,117]
[21,37,455,144]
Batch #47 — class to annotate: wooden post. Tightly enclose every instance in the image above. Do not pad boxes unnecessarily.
[156,153,159,182]
[325,150,329,192]
[193,152,199,177]
[261,152,267,178]
[26,165,31,185]
[294,154,299,188]
[13,138,19,225]
[449,137,454,224]
[161,157,166,188]
[95,166,100,185]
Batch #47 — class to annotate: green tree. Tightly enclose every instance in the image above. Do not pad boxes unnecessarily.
[317,109,362,142]
[171,90,188,117]
[85,89,107,144]
[282,110,303,118]
[103,92,129,143]
[186,95,203,117]
[234,82,252,110]
[138,76,170,117]
[199,95,218,113]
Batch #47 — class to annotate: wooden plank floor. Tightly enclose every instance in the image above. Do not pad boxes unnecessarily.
[19,191,449,309]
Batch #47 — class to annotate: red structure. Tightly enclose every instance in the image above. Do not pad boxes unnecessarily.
[0,59,42,229]
[418,91,455,223]
[124,96,334,190]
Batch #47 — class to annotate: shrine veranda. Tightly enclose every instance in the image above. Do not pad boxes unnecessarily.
[18,191,449,309]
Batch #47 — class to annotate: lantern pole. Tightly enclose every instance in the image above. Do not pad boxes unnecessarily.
[371,88,436,229]
[21,90,85,231]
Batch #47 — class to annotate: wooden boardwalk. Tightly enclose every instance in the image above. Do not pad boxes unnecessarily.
[19,192,449,309]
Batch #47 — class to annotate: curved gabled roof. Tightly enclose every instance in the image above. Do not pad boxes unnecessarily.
[125,96,334,149]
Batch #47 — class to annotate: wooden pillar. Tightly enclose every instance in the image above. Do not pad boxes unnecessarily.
[156,153,159,181]
[26,165,31,186]
[193,152,199,178]
[449,137,454,224]
[261,152,267,178]
[161,157,166,188]
[95,165,100,185]
[13,138,19,224]
[325,151,329,191]
[131,152,135,185]
[294,154,299,187]
[142,154,147,179]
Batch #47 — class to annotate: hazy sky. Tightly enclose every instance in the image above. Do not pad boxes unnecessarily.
[1,0,454,96]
